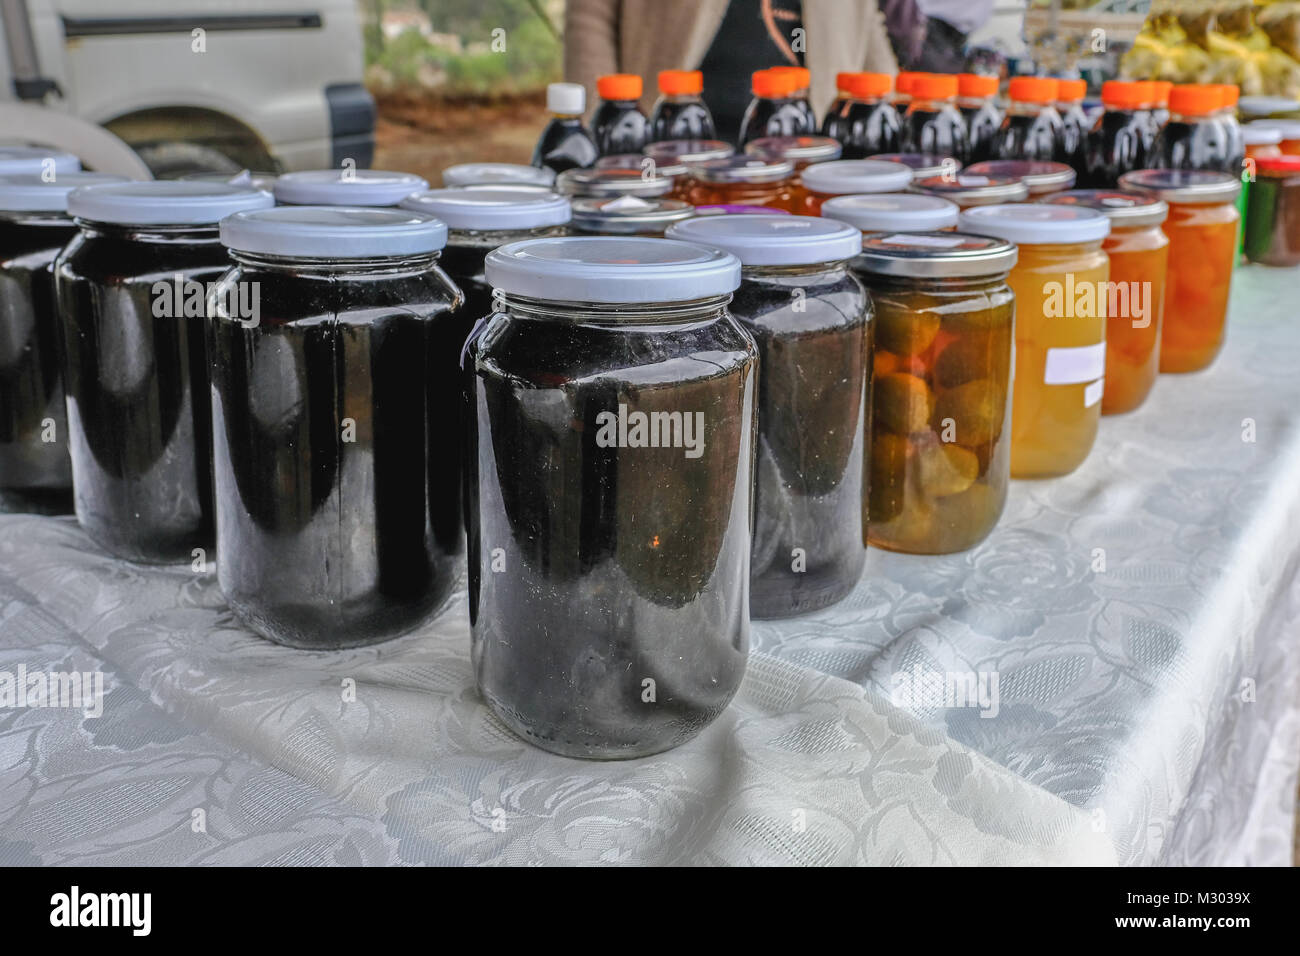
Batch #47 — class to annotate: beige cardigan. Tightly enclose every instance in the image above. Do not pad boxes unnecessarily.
[564,0,899,122]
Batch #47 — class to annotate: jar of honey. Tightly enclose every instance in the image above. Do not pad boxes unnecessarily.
[643,139,734,200]
[1119,169,1240,373]
[911,173,1029,208]
[687,156,797,212]
[1040,190,1170,415]
[745,135,842,212]
[799,159,913,215]
[821,193,960,234]
[959,204,1110,479]
[852,232,1017,554]
[963,159,1076,197]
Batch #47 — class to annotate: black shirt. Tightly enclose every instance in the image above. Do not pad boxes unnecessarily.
[699,0,806,145]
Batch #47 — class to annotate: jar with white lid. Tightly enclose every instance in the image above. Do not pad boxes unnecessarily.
[868,152,961,180]
[964,159,1077,197]
[666,214,868,618]
[210,206,462,647]
[912,173,1030,207]
[55,181,274,561]
[441,162,557,188]
[686,156,797,212]
[554,166,675,200]
[272,169,428,207]
[642,139,734,200]
[467,236,755,758]
[0,148,80,176]
[0,173,126,506]
[959,203,1111,479]
[821,193,960,234]
[569,195,695,236]
[800,158,914,215]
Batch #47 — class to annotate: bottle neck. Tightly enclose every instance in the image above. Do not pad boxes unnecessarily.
[499,292,731,324]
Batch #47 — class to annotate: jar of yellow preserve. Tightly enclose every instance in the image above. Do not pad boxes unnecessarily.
[958,204,1110,479]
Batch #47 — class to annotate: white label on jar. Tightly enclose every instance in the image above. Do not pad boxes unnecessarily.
[1084,378,1104,408]
[1044,343,1106,385]
[881,234,966,247]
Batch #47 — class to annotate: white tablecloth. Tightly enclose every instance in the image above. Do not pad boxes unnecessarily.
[2,269,1298,866]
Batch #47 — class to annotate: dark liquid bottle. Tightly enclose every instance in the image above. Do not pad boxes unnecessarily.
[1056,78,1089,168]
[995,77,1067,162]
[819,72,855,143]
[1151,84,1236,174]
[958,73,1002,163]
[1082,81,1153,188]
[822,72,900,158]
[739,68,815,146]
[901,74,969,164]
[592,74,650,155]
[649,69,716,141]
[1148,81,1172,146]
[533,82,600,174]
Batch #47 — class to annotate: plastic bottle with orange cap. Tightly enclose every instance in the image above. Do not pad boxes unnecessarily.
[738,67,817,146]
[1055,78,1089,169]
[957,73,1002,163]
[1081,80,1154,188]
[900,72,969,163]
[1150,84,1238,174]
[821,72,900,158]
[649,70,717,142]
[993,76,1066,162]
[591,74,650,155]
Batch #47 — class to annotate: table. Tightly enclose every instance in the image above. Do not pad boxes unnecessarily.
[2,268,1298,866]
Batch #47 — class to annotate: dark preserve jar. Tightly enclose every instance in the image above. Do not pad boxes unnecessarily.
[666,215,868,619]
[1244,156,1300,267]
[55,181,274,561]
[210,206,462,647]
[569,196,695,236]
[273,169,428,207]
[0,173,124,508]
[466,237,755,758]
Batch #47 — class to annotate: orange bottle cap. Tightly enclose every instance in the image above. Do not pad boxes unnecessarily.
[1169,84,1222,116]
[912,73,958,100]
[752,69,791,98]
[896,72,923,96]
[658,70,702,96]
[1008,76,1058,104]
[1101,80,1154,109]
[958,73,998,98]
[1212,83,1240,107]
[1056,78,1087,102]
[597,73,643,101]
[769,65,811,90]
[842,72,893,99]
[1151,80,1173,105]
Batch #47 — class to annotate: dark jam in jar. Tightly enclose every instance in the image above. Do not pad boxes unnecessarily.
[55,181,274,562]
[210,206,463,647]
[466,237,755,758]
[666,215,868,618]
[0,173,124,509]
[1244,156,1300,267]
[272,169,428,207]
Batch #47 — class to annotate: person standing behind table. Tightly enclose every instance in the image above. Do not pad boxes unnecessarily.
[915,0,996,74]
[564,0,898,146]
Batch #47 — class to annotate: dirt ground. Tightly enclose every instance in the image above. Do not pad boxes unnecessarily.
[372,90,545,185]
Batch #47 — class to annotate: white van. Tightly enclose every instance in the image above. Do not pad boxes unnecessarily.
[0,0,374,175]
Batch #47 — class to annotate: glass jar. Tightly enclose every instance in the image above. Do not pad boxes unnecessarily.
[1243,156,1300,267]
[911,173,1029,208]
[745,135,842,212]
[642,139,734,201]
[1041,190,1170,415]
[467,237,754,758]
[0,173,125,507]
[55,181,274,561]
[964,159,1077,197]
[554,166,675,200]
[1271,120,1300,156]
[687,156,796,213]
[441,162,556,188]
[800,159,913,216]
[569,196,695,236]
[1119,169,1240,373]
[959,204,1110,479]
[665,215,867,618]
[869,152,962,180]
[821,193,959,234]
[210,207,462,647]
[272,169,427,206]
[852,232,1017,554]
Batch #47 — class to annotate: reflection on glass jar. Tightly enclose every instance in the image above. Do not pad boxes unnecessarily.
[467,237,754,758]
[853,232,1017,554]
[55,181,274,561]
[1120,169,1240,373]
[667,214,867,618]
[1041,190,1170,415]
[800,158,913,215]
[960,204,1110,479]
[687,156,797,212]
[641,139,734,201]
[0,173,125,507]
[744,135,842,213]
[211,206,463,648]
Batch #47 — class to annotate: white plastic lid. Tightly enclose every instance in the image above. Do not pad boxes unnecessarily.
[802,159,913,196]
[67,181,274,225]
[821,193,960,232]
[485,236,740,303]
[441,162,556,187]
[547,82,586,115]
[400,187,570,230]
[220,206,448,258]
[959,203,1110,244]
[1242,124,1284,146]
[1260,119,1300,139]
[0,147,81,176]
[273,169,428,206]
[0,173,130,213]
[665,214,861,266]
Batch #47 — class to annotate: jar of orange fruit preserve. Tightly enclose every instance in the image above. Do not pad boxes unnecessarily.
[959,204,1110,479]
[1119,169,1239,373]
[1041,190,1169,415]
[686,156,796,211]
[799,159,913,215]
